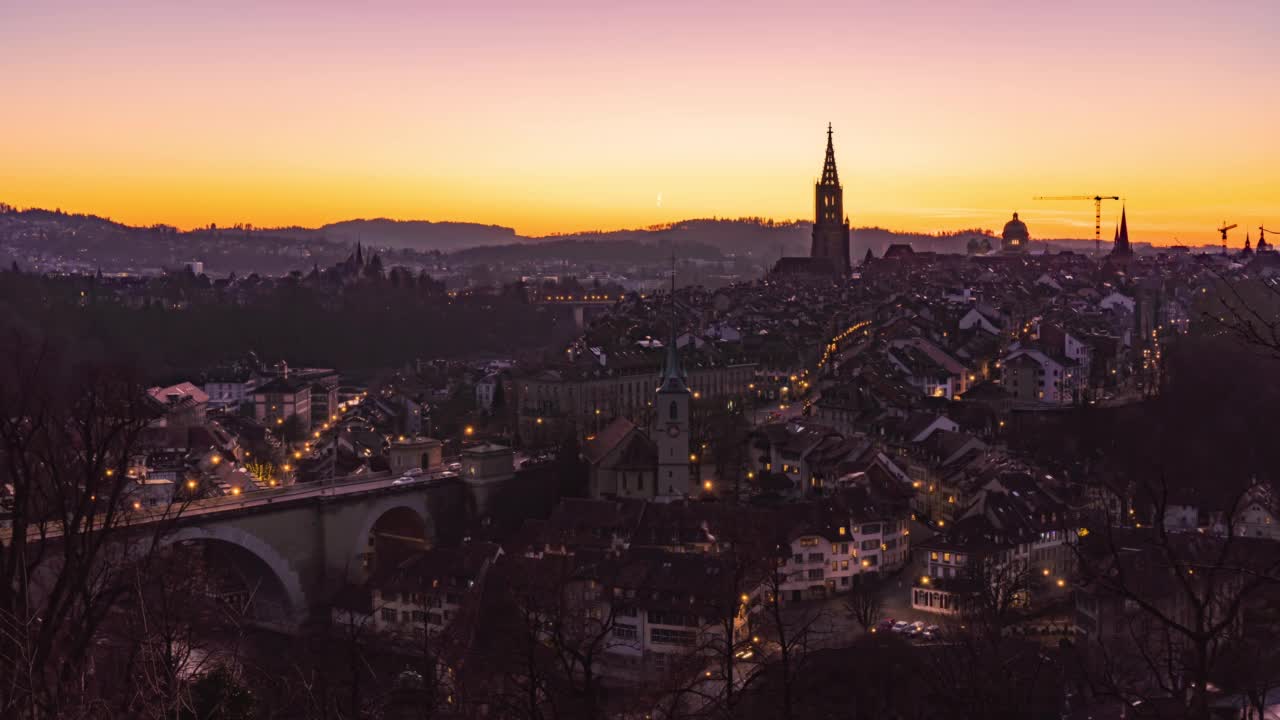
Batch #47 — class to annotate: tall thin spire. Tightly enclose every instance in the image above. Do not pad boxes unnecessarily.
[660,252,687,391]
[820,122,840,186]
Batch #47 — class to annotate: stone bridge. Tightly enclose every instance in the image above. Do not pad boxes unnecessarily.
[11,471,482,633]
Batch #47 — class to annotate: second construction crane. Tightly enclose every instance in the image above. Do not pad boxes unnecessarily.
[1218,222,1238,253]
[1034,195,1121,254]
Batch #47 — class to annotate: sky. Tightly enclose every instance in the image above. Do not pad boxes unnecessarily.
[1,0,1277,246]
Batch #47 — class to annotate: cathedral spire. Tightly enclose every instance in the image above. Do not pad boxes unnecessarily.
[820,122,840,186]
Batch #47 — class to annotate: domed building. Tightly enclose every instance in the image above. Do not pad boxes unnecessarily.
[1001,213,1030,253]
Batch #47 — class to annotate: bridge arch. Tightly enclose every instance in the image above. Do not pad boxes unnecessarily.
[163,525,309,629]
[349,494,435,582]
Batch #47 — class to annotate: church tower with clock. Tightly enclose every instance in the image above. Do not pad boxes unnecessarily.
[654,281,691,498]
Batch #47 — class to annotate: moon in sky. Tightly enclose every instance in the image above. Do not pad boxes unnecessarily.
[656,192,662,208]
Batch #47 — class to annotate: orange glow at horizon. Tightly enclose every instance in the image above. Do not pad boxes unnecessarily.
[1,1,1277,246]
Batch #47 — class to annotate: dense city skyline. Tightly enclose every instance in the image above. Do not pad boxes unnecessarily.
[3,1,1278,245]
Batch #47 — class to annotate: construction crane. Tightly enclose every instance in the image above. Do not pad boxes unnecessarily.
[1217,222,1238,253]
[1034,195,1121,254]
[1260,225,1279,248]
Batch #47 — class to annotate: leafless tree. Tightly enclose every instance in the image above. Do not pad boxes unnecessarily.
[0,321,187,718]
[1066,343,1280,720]
[1199,272,1280,360]
[843,575,883,632]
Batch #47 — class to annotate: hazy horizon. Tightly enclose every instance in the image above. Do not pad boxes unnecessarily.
[3,0,1277,246]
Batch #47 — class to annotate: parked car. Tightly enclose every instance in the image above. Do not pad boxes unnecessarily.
[891,621,911,634]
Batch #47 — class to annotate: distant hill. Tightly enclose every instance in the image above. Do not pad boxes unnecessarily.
[14,202,1223,277]
[267,218,520,252]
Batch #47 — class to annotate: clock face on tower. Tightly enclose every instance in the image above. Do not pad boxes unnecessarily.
[667,425,681,438]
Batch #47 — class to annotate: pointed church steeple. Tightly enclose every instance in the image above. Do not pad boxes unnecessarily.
[1113,206,1131,255]
[355,241,364,266]
[820,122,840,186]
[659,255,688,393]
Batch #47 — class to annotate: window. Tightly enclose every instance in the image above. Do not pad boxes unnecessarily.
[412,611,426,623]
[807,569,824,580]
[861,540,879,551]
[943,553,952,562]
[614,624,638,640]
[381,608,397,623]
[930,552,939,561]
[792,554,803,564]
[651,628,696,646]
[831,561,838,572]
[669,401,679,421]
[840,543,849,555]
[841,560,849,570]
[808,553,824,563]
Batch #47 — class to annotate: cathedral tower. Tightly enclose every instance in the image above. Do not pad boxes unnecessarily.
[810,124,851,273]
